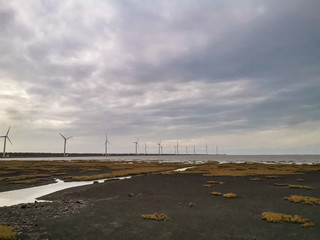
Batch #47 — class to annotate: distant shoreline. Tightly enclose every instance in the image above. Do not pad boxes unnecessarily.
[2,152,319,158]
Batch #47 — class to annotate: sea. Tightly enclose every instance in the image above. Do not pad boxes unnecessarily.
[6,154,320,164]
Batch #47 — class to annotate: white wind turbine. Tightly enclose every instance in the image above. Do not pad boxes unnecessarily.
[104,134,110,155]
[133,138,139,155]
[1,127,12,158]
[59,133,73,157]
[176,140,179,155]
[157,139,161,155]
[144,143,147,155]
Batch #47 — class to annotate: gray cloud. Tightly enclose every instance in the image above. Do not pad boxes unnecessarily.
[0,0,319,154]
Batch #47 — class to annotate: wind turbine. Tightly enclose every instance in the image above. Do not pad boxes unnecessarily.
[216,145,219,155]
[206,144,208,155]
[176,140,179,155]
[59,133,73,157]
[104,134,110,155]
[133,138,139,155]
[194,145,196,155]
[157,140,161,155]
[1,127,12,158]
[144,143,147,155]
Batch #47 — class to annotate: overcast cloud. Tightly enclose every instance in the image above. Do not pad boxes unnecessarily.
[1,0,319,154]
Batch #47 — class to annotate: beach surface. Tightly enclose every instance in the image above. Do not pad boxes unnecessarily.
[0,160,319,239]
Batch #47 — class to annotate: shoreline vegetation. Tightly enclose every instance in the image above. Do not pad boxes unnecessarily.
[0,160,319,239]
[1,160,320,185]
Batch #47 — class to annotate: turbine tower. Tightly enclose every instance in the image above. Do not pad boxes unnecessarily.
[144,144,147,155]
[104,134,110,155]
[216,145,218,155]
[133,138,139,155]
[59,133,73,157]
[206,144,208,155]
[1,127,12,158]
[194,145,196,155]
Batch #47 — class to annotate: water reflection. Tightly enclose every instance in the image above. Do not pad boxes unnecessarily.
[0,176,131,207]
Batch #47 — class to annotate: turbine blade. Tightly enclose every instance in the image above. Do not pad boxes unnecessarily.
[66,136,73,140]
[7,137,13,145]
[6,127,10,136]
[59,133,66,139]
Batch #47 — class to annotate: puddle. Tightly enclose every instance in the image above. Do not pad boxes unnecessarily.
[174,167,194,172]
[0,176,131,207]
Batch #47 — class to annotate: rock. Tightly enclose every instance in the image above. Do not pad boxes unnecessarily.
[93,180,99,184]
[128,193,135,197]
[21,204,27,209]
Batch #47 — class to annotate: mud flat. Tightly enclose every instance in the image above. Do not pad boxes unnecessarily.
[0,160,320,239]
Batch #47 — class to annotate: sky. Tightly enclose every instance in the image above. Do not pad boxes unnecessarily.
[0,0,319,155]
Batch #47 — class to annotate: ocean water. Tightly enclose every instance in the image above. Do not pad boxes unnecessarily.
[7,154,320,164]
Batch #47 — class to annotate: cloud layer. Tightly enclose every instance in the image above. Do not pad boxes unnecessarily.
[1,0,319,154]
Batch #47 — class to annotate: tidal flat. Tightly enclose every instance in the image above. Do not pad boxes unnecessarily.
[0,160,320,239]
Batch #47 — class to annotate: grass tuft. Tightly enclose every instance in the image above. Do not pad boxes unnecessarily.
[284,195,320,205]
[141,213,169,221]
[211,192,222,196]
[207,180,225,185]
[261,212,315,227]
[274,183,288,187]
[223,193,238,198]
[202,184,212,188]
[288,185,312,190]
[250,177,262,181]
[0,224,17,239]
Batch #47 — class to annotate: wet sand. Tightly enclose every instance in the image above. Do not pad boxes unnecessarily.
[1,171,319,239]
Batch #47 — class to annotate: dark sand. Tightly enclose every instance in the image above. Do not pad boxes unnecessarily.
[1,171,320,239]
